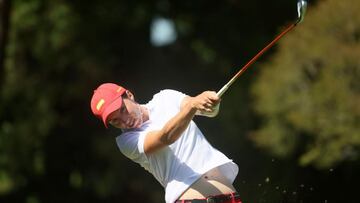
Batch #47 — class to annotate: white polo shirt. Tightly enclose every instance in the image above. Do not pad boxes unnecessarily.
[116,89,238,203]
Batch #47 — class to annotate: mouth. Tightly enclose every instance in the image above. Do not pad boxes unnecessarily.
[126,120,135,128]
[126,118,142,129]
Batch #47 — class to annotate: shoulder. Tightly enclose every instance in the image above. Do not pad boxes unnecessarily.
[154,89,186,98]
[148,89,188,107]
[116,131,146,160]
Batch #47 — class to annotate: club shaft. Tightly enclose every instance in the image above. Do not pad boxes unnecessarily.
[217,23,296,98]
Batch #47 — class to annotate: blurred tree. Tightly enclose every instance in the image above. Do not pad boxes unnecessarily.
[0,0,11,83]
[0,0,159,202]
[0,0,77,199]
[251,0,360,169]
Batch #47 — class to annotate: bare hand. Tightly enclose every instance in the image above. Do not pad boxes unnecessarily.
[190,91,221,112]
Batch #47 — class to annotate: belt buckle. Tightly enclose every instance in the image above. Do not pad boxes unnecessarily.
[206,197,216,203]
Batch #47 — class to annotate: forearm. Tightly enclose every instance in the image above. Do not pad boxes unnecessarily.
[159,101,196,144]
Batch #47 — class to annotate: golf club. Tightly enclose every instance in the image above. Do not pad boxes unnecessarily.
[198,0,308,117]
[216,0,308,98]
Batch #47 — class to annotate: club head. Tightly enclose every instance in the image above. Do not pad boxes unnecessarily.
[296,0,307,24]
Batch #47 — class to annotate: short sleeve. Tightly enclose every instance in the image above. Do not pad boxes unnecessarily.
[116,131,148,164]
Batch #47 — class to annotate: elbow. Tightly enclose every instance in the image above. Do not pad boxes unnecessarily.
[143,129,178,155]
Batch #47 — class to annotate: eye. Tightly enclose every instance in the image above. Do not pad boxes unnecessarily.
[109,118,119,126]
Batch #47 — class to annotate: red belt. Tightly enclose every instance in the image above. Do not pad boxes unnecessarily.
[175,192,242,203]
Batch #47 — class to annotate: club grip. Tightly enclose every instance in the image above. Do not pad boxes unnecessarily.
[195,103,220,117]
[216,85,229,98]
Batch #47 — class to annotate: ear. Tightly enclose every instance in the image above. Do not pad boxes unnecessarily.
[125,90,135,100]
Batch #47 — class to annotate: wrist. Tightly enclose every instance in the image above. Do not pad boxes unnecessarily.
[184,98,198,114]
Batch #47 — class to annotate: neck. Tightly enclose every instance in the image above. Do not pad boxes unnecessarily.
[139,105,149,122]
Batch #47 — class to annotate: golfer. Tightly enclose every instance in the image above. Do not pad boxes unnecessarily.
[90,83,241,203]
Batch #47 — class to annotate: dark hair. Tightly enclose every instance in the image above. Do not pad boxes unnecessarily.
[122,91,129,99]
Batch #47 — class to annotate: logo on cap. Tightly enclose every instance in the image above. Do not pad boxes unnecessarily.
[96,99,105,111]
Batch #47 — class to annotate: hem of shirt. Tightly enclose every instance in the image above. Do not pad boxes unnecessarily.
[166,160,237,203]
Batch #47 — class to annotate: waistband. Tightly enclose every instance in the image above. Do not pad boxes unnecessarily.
[175,192,241,203]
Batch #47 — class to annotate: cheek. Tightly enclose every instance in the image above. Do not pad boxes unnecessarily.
[129,106,140,117]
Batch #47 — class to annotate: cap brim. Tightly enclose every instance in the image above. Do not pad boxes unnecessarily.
[101,96,123,128]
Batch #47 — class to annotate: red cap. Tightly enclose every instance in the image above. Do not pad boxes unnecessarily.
[90,83,127,128]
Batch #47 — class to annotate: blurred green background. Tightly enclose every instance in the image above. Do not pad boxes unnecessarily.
[1,0,359,202]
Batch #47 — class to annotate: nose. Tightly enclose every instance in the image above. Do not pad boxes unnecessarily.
[119,114,130,126]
